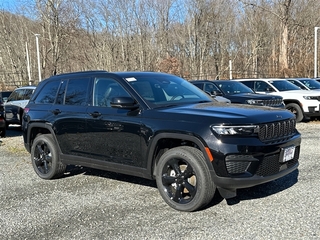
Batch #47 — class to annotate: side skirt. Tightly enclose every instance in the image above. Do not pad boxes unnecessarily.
[60,153,153,180]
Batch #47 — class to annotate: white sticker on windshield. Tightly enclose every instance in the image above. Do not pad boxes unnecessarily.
[126,77,137,82]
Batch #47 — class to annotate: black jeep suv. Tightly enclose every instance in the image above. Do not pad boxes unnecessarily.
[190,80,284,108]
[23,71,301,212]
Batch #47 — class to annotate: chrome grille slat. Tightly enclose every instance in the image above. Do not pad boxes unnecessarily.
[258,119,296,143]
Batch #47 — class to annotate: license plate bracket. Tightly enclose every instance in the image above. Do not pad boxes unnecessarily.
[280,146,296,163]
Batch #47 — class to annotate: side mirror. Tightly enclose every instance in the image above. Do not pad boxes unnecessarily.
[266,87,275,92]
[110,97,139,110]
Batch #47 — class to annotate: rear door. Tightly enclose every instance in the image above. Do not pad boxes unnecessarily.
[50,77,91,157]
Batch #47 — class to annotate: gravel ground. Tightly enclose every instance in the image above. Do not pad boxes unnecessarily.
[0,122,319,240]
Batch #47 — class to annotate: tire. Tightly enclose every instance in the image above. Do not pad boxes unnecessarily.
[155,146,216,212]
[0,127,5,137]
[286,103,304,122]
[31,134,66,179]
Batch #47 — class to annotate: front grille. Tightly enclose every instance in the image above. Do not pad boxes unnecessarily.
[255,146,300,177]
[258,119,296,143]
[262,98,283,107]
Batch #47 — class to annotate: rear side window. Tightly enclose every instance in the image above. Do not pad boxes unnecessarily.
[65,78,90,106]
[34,81,60,104]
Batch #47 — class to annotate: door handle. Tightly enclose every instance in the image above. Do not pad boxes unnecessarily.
[90,111,101,118]
[51,109,61,115]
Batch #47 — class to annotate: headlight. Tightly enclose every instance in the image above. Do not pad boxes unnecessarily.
[211,125,258,135]
[303,96,319,100]
[245,99,264,105]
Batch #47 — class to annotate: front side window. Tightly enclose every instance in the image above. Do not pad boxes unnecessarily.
[93,78,130,107]
[255,81,272,92]
[204,83,219,93]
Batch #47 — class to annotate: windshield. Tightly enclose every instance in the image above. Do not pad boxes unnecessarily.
[269,80,301,91]
[214,81,254,95]
[125,75,213,106]
[299,79,320,90]
[288,80,308,90]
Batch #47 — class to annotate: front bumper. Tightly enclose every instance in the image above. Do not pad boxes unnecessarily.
[212,152,299,190]
[208,131,301,192]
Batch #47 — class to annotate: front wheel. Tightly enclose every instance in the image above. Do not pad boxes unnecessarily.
[155,146,216,212]
[286,103,304,122]
[31,134,66,179]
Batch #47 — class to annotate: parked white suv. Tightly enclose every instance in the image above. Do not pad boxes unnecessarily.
[234,78,320,122]
[4,86,36,128]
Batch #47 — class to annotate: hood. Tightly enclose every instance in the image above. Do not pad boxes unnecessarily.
[151,102,294,125]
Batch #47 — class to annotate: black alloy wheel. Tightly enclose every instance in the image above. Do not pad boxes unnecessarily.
[31,134,66,179]
[156,146,216,212]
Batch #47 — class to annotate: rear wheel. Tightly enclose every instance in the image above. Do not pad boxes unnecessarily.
[155,146,216,212]
[286,103,303,122]
[31,134,66,179]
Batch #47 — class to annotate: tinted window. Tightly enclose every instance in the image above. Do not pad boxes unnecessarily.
[255,81,272,92]
[65,78,90,106]
[204,83,219,93]
[240,81,254,89]
[35,81,60,104]
[93,78,130,107]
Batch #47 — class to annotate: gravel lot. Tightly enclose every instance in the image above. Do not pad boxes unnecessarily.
[0,122,319,240]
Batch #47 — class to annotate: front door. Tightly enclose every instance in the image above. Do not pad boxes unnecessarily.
[86,77,143,167]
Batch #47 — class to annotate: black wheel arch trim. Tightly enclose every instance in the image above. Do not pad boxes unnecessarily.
[146,132,216,179]
[25,122,62,153]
